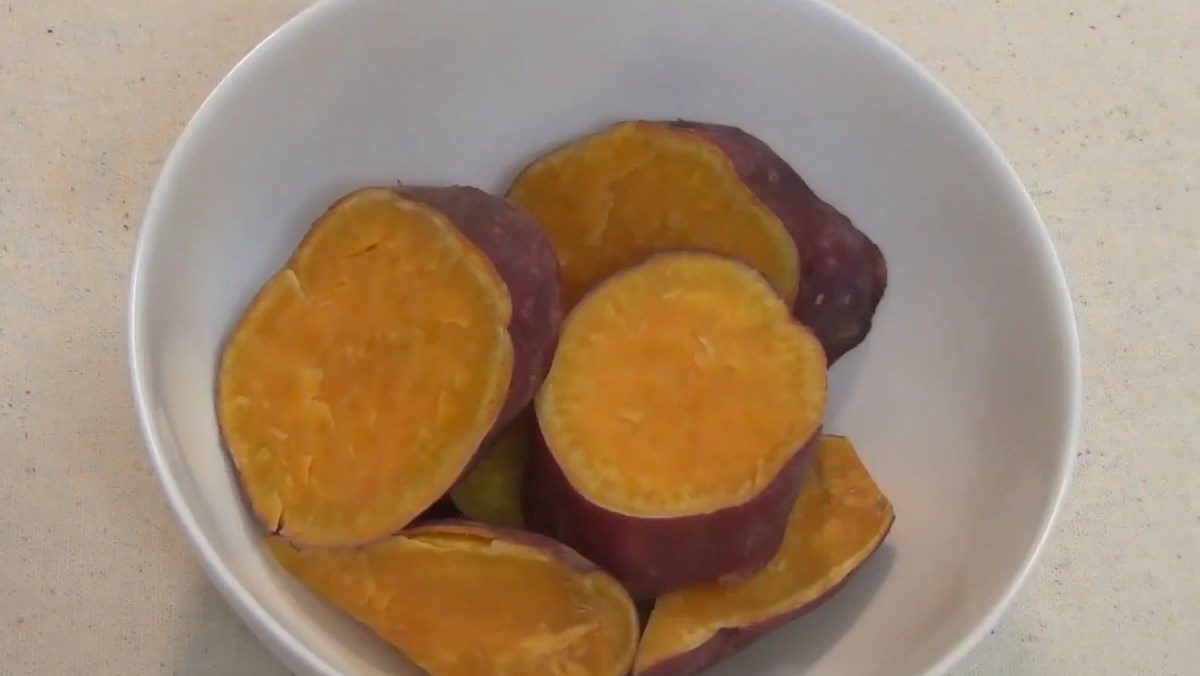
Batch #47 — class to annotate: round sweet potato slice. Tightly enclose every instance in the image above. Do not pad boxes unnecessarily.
[268,522,638,676]
[217,187,558,547]
[634,435,895,676]
[508,120,886,362]
[528,252,826,599]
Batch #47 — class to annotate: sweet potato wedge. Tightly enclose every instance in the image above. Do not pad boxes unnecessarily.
[508,120,886,361]
[268,521,638,676]
[217,187,558,547]
[450,411,535,527]
[527,252,827,599]
[634,436,895,676]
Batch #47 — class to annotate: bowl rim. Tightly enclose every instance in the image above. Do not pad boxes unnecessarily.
[127,0,1082,673]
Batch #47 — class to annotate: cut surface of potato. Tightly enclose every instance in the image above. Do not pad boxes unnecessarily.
[218,188,513,546]
[508,121,799,309]
[529,252,826,598]
[268,522,638,676]
[634,436,895,676]
[538,252,824,516]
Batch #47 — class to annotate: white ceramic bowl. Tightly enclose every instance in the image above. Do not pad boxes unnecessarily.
[128,1,1081,673]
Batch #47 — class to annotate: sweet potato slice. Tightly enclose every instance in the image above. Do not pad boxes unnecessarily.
[634,436,895,676]
[217,187,558,547]
[508,121,800,310]
[268,522,638,676]
[450,412,534,528]
[508,120,886,361]
[528,252,826,599]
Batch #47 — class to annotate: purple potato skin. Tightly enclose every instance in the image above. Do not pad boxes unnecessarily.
[396,186,562,434]
[524,428,821,601]
[665,122,887,363]
[635,516,895,676]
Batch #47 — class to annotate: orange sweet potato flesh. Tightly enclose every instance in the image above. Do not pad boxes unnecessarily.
[508,121,800,310]
[450,412,534,528]
[634,436,895,676]
[529,252,826,598]
[218,188,514,546]
[268,522,638,676]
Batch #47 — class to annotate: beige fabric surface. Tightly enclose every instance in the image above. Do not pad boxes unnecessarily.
[1,1,1196,674]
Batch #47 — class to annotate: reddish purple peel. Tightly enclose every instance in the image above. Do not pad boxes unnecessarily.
[666,121,887,362]
[524,430,820,600]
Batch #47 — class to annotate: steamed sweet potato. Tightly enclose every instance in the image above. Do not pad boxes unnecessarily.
[450,411,534,527]
[508,120,886,361]
[528,252,826,599]
[217,187,558,547]
[634,436,895,676]
[268,521,638,676]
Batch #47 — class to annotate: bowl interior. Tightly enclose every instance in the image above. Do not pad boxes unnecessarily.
[130,0,1079,674]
